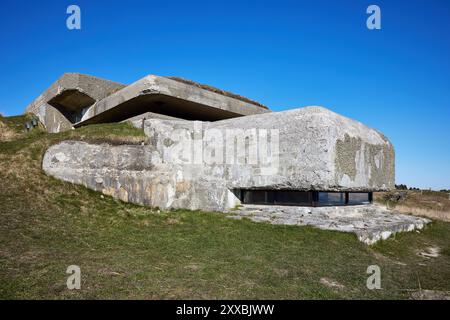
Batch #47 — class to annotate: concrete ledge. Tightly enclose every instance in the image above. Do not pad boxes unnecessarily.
[228,204,430,244]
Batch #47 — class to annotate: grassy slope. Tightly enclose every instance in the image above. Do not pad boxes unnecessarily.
[0,116,449,299]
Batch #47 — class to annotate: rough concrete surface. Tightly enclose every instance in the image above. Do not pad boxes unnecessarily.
[43,106,395,212]
[26,73,125,132]
[227,205,430,244]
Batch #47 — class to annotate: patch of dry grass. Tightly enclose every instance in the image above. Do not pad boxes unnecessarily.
[393,205,450,222]
[0,121,19,141]
[374,190,450,222]
[0,114,41,142]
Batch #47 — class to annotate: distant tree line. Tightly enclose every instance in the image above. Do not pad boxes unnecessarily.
[395,184,449,193]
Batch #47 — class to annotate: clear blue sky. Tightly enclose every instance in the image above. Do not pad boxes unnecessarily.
[0,0,449,190]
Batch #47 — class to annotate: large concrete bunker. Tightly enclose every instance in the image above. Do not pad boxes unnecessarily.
[26,73,433,243]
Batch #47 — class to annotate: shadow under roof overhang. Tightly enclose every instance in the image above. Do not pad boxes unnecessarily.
[48,89,96,123]
[74,93,248,127]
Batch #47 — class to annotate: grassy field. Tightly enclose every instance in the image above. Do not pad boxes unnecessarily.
[0,115,449,299]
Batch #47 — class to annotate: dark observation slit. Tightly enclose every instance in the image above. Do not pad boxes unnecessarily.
[235,190,372,206]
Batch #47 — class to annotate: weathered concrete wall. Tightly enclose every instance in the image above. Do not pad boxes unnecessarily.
[43,106,395,211]
[26,73,125,132]
[30,102,73,133]
[43,140,236,211]
[201,106,395,192]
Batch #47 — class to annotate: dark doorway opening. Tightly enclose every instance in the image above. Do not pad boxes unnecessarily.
[48,89,96,123]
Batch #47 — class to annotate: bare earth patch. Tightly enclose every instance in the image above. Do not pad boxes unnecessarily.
[320,278,345,290]
[418,247,440,258]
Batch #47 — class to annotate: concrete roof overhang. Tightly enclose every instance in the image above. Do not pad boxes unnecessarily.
[74,93,246,126]
[75,75,269,127]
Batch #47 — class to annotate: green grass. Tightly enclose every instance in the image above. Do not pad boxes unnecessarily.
[0,115,449,299]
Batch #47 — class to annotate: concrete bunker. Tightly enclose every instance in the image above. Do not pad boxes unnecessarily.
[29,74,395,211]
[28,72,431,244]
